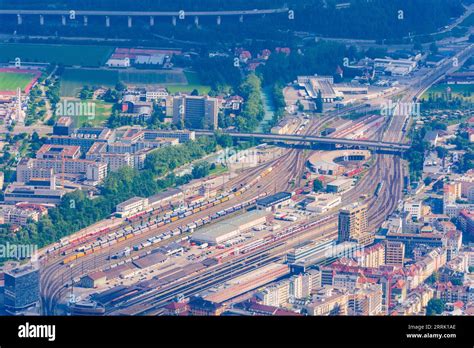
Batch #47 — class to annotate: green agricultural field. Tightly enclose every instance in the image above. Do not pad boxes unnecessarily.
[0,72,36,91]
[421,83,474,102]
[0,43,113,67]
[60,68,119,97]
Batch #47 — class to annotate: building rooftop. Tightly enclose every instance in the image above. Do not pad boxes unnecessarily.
[117,196,147,208]
[36,144,81,159]
[256,192,292,207]
[192,211,268,241]
[4,263,38,277]
[86,142,107,155]
[135,54,165,65]
[328,178,354,187]
[423,130,439,143]
[55,116,73,127]
[86,271,107,281]
[148,188,182,205]
[133,252,168,269]
[188,296,223,311]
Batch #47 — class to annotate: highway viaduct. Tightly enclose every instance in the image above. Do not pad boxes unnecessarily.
[195,131,411,152]
[0,8,289,27]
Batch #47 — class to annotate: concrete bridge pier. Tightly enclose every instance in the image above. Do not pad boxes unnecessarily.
[17,14,22,25]
[149,16,154,26]
[61,15,66,25]
[194,16,199,26]
[39,15,44,25]
[217,16,221,25]
[172,16,177,26]
[128,16,132,28]
[105,16,110,27]
[83,16,88,26]
[239,15,244,23]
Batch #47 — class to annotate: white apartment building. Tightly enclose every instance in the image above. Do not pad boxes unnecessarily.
[116,197,149,217]
[2,207,39,226]
[404,201,423,220]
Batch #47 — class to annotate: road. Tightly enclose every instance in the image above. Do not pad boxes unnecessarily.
[194,130,411,151]
[406,4,474,40]
[0,124,52,136]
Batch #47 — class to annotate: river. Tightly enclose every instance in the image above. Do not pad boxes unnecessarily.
[255,86,275,133]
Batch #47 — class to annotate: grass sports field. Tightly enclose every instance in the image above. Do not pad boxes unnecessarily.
[0,43,113,67]
[60,68,119,97]
[58,99,114,127]
[119,69,187,84]
[79,100,114,127]
[166,71,211,95]
[60,68,211,97]
[0,71,36,91]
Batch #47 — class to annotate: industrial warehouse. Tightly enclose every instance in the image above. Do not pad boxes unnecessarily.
[256,192,293,211]
[191,211,268,245]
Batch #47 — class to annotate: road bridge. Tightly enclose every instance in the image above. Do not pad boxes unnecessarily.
[0,8,289,26]
[195,131,411,152]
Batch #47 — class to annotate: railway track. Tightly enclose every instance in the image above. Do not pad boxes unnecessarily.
[108,222,338,316]
[41,114,334,314]
[40,107,392,315]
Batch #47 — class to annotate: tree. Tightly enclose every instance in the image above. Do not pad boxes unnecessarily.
[435,146,448,159]
[237,74,264,131]
[426,271,440,284]
[296,100,304,112]
[413,41,423,51]
[426,299,445,315]
[313,179,324,192]
[192,161,210,179]
[215,132,233,148]
[450,278,463,286]
[423,177,433,186]
[115,82,126,91]
[103,89,119,103]
[193,56,241,94]
[31,132,40,143]
[429,42,439,55]
[79,86,93,100]
[191,89,199,96]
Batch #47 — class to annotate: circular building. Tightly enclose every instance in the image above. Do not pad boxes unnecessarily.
[307,150,371,175]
